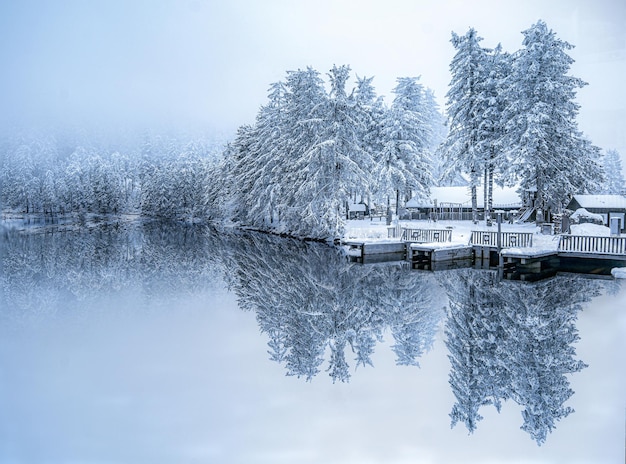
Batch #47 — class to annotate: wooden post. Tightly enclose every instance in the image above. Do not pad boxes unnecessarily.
[497,211,502,253]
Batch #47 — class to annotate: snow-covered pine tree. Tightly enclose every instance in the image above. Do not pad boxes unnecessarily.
[503,20,603,219]
[353,75,385,206]
[227,124,257,224]
[274,67,327,236]
[377,77,432,215]
[290,65,367,239]
[422,88,448,186]
[247,81,289,227]
[601,149,625,194]
[442,28,490,223]
[478,44,512,224]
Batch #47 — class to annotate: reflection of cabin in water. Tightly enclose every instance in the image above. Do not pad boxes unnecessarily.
[565,195,626,232]
[405,186,522,221]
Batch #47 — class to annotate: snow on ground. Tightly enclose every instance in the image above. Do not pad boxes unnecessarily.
[570,223,611,236]
[570,207,604,224]
[345,217,557,247]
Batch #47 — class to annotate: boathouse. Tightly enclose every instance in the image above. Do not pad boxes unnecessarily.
[565,195,626,232]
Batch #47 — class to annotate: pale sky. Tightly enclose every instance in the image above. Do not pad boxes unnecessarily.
[0,0,625,158]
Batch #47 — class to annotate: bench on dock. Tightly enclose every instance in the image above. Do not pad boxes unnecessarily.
[470,231,533,248]
[558,235,626,255]
[400,228,452,243]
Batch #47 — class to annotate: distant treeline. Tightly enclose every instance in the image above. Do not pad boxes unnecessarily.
[0,131,226,221]
[0,65,447,239]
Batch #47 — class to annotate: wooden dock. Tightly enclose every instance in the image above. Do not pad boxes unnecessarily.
[344,231,626,279]
[409,243,473,270]
[344,240,408,263]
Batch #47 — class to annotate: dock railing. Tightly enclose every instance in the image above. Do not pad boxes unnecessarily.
[558,235,626,255]
[470,231,533,248]
[401,228,452,243]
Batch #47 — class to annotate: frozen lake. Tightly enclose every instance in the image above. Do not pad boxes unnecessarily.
[0,223,624,463]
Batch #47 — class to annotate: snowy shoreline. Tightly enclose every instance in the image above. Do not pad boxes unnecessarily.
[3,214,626,278]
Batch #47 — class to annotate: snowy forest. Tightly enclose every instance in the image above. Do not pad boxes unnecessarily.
[1,20,624,240]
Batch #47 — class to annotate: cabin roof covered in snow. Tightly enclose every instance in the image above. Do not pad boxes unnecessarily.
[348,203,367,212]
[406,186,522,209]
[569,195,626,210]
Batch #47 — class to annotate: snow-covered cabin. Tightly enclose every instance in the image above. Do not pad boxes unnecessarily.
[405,186,522,220]
[347,202,368,219]
[566,195,626,232]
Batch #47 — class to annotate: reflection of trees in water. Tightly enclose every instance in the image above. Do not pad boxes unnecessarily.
[1,224,614,440]
[219,231,446,382]
[443,269,600,445]
[1,226,446,381]
[0,223,223,319]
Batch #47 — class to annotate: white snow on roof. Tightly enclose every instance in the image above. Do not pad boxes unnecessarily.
[348,203,366,212]
[406,186,522,209]
[572,195,626,209]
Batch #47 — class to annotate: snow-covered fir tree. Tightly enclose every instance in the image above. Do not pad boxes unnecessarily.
[503,20,603,218]
[601,149,625,194]
[377,77,433,214]
[442,28,490,223]
[478,44,512,224]
[422,88,448,185]
[290,65,368,239]
[353,75,386,206]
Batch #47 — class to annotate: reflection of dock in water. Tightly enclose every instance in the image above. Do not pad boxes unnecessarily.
[343,228,626,280]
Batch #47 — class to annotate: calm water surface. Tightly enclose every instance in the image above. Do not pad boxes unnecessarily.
[0,223,624,464]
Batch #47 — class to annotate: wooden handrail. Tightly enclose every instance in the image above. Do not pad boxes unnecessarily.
[401,228,452,243]
[470,230,533,248]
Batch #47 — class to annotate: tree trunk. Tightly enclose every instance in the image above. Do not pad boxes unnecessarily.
[471,168,478,224]
[471,184,478,224]
[536,166,545,224]
[483,167,488,225]
[487,158,494,226]
[395,189,400,216]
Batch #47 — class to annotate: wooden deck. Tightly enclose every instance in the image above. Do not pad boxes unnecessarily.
[344,231,626,277]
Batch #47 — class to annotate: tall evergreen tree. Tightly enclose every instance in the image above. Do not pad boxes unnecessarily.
[478,45,512,224]
[504,20,603,219]
[601,149,625,194]
[353,75,385,205]
[442,29,490,223]
[378,77,432,215]
[290,65,368,239]
[422,88,448,185]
